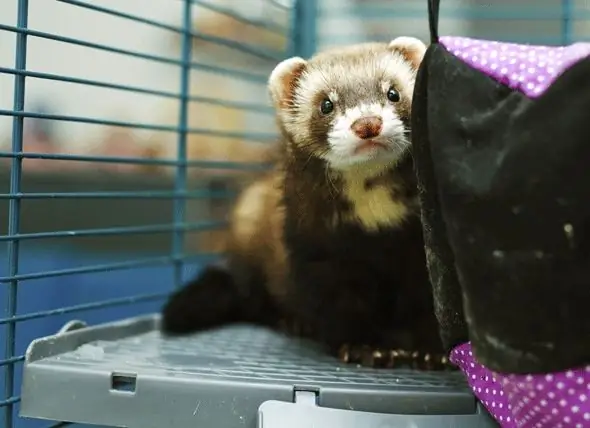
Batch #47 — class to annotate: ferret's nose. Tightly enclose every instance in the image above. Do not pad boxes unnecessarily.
[350,116,383,139]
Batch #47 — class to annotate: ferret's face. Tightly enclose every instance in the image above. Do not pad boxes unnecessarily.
[269,37,426,170]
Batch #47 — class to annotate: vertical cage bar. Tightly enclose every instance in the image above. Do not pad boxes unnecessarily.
[172,0,193,288]
[3,1,29,427]
[288,0,318,58]
[561,0,573,45]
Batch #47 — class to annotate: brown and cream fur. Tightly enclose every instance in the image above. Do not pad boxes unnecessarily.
[161,37,444,364]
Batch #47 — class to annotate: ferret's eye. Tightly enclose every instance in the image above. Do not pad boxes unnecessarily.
[319,98,334,115]
[387,87,400,103]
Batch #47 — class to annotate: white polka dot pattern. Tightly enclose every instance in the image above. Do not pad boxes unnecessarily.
[451,343,590,428]
[439,37,590,98]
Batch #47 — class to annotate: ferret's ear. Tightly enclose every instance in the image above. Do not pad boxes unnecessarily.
[388,36,427,69]
[268,57,307,110]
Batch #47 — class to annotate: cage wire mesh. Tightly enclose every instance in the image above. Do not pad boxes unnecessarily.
[0,0,588,427]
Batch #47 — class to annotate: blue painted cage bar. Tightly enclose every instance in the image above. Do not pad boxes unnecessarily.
[0,2,296,427]
[5,4,29,428]
[0,0,585,427]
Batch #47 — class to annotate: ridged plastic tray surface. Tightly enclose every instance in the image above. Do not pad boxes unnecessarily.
[20,315,498,428]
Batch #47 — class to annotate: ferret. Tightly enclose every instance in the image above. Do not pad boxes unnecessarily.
[161,37,447,368]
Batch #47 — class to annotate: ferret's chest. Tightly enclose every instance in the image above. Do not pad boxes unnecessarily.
[340,176,410,231]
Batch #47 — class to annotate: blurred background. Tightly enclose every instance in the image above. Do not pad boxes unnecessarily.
[1,1,589,427]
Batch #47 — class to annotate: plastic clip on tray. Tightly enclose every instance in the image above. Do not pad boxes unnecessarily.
[20,315,497,427]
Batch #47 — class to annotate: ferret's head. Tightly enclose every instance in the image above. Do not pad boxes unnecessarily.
[269,37,426,170]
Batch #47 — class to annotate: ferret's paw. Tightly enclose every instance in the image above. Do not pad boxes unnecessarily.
[337,344,455,371]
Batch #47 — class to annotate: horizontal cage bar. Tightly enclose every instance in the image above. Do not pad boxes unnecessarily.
[0,396,20,408]
[0,110,276,140]
[0,67,272,113]
[0,189,237,200]
[0,220,227,242]
[0,24,269,83]
[0,151,272,170]
[0,356,25,368]
[0,291,171,325]
[2,9,282,62]
[0,253,220,283]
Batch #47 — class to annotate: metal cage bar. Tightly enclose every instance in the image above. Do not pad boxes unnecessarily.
[0,24,270,82]
[288,0,318,58]
[3,0,29,425]
[0,66,273,113]
[0,0,291,418]
[0,109,275,141]
[172,0,194,289]
[561,0,573,45]
[0,0,289,424]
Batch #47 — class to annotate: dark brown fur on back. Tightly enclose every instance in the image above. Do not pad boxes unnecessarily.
[161,38,444,366]
[278,149,441,353]
[161,148,443,358]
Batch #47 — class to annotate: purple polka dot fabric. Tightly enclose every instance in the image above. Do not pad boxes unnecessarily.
[439,37,590,98]
[451,342,590,427]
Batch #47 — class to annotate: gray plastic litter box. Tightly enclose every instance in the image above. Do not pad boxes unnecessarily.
[20,315,498,427]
